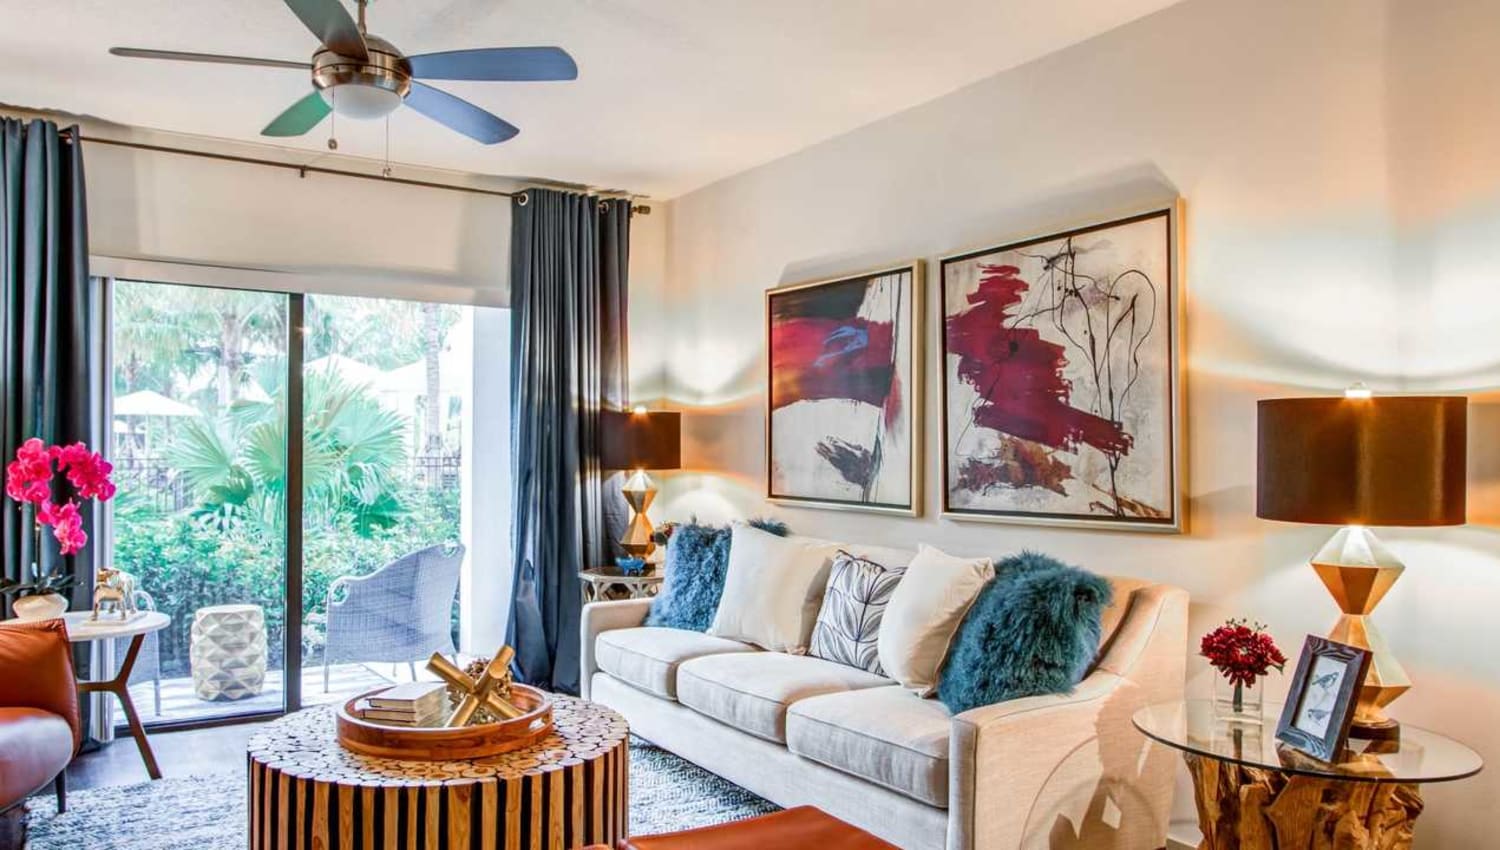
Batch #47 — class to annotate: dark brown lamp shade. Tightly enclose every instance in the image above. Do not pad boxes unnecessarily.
[600,409,681,471]
[1257,396,1467,526]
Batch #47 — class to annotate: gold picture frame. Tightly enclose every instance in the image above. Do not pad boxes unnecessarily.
[765,261,924,516]
[937,201,1186,532]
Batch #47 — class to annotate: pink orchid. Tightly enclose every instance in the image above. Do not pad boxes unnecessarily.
[4,438,53,504]
[37,500,88,555]
[7,438,114,556]
[51,442,117,502]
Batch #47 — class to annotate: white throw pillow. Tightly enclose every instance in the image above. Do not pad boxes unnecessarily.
[709,525,841,652]
[877,544,994,695]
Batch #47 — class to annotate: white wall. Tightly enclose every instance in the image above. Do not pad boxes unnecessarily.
[640,0,1500,845]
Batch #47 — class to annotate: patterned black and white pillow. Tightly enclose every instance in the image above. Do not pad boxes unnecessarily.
[809,551,905,676]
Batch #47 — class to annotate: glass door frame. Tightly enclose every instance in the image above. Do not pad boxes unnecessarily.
[107,282,308,733]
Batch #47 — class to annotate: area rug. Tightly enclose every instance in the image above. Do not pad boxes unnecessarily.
[25,738,778,850]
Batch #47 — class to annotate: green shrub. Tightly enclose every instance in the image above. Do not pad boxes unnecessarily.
[112,489,461,679]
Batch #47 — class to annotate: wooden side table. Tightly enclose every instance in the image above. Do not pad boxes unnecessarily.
[57,611,170,780]
[579,566,663,604]
[247,695,629,850]
[1133,700,1483,849]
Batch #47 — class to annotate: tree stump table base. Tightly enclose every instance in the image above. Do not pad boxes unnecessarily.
[248,696,629,850]
[1185,754,1423,850]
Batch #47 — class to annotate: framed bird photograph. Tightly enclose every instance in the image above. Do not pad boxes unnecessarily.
[1275,636,1372,762]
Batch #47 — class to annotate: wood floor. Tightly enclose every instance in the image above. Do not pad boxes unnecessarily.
[66,722,265,791]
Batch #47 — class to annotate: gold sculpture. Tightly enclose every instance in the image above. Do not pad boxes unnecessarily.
[427,645,525,727]
[91,566,137,620]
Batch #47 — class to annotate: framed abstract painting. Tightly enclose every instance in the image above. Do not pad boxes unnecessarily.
[939,205,1184,531]
[766,262,922,515]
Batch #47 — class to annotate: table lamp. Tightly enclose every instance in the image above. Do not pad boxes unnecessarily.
[1257,390,1467,741]
[601,406,681,558]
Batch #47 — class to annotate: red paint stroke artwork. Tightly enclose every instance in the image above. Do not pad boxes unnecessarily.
[768,266,919,513]
[941,210,1178,528]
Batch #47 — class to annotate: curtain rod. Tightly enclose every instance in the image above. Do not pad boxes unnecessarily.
[46,126,650,214]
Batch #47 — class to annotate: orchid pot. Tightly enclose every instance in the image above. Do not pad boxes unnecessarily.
[12,591,68,620]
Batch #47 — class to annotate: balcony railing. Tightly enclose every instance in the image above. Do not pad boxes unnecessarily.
[111,452,463,510]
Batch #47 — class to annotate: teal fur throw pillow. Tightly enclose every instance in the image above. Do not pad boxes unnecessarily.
[936,551,1113,714]
[643,519,789,631]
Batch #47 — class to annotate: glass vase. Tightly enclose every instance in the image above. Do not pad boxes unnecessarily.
[1213,676,1264,725]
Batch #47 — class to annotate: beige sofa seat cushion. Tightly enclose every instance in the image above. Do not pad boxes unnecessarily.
[677,652,891,743]
[595,627,758,700]
[786,686,953,808]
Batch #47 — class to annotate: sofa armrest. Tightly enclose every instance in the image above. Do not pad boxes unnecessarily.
[579,598,653,700]
[0,619,81,752]
[946,584,1187,850]
[949,672,1131,850]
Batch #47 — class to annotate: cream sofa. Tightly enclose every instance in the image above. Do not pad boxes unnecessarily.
[581,549,1187,850]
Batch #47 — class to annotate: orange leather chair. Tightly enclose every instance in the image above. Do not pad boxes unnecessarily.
[590,806,898,850]
[0,619,80,840]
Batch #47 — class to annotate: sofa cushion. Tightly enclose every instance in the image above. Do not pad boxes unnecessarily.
[709,525,841,652]
[677,653,890,743]
[809,551,905,675]
[878,544,993,695]
[646,519,790,632]
[937,551,1113,714]
[596,628,758,700]
[786,686,952,808]
[0,707,73,808]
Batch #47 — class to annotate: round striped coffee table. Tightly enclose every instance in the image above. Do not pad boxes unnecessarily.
[247,695,629,850]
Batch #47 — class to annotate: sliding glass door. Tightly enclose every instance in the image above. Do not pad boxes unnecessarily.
[299,294,473,706]
[108,278,506,728]
[110,280,290,725]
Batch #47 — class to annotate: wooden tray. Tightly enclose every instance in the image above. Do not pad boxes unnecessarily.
[336,683,553,761]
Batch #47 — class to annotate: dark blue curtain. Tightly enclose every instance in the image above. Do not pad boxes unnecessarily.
[507,189,630,694]
[1,119,102,722]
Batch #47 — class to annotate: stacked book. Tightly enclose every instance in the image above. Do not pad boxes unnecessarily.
[356,682,449,726]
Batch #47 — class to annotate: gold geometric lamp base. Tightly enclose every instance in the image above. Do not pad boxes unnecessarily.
[1311,526,1410,742]
[620,468,657,559]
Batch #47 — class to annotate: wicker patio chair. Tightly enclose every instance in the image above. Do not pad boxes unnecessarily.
[322,543,465,692]
[112,589,161,716]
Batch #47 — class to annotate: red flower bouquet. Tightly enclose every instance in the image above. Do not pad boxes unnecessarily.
[1201,619,1286,715]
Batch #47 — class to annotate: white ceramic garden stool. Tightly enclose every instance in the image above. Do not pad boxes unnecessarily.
[190,603,267,700]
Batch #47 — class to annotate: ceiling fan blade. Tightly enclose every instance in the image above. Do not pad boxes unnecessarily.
[110,47,310,70]
[261,91,332,137]
[408,47,578,82]
[281,0,367,60]
[404,82,518,145]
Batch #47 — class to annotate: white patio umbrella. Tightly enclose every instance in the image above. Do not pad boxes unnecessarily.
[114,389,201,417]
[113,390,200,458]
[305,353,385,388]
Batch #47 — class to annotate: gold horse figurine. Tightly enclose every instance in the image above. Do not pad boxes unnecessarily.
[91,567,137,621]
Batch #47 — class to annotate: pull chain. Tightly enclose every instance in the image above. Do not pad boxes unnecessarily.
[382,115,391,178]
[327,87,339,151]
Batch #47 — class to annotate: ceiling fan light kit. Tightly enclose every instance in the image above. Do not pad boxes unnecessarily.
[313,34,409,120]
[111,0,577,145]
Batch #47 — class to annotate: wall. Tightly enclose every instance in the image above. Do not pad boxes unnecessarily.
[642,0,1500,845]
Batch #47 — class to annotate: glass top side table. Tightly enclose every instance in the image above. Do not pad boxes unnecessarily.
[1134,700,1482,849]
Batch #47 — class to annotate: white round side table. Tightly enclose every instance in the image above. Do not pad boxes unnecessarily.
[1,611,172,780]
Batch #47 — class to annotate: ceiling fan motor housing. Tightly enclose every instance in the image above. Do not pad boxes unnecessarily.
[312,34,410,119]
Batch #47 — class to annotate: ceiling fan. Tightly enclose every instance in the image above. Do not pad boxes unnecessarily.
[110,0,577,145]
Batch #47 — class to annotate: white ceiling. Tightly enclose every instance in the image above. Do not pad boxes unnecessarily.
[0,0,1183,198]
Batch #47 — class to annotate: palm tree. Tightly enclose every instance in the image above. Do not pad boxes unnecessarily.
[170,372,409,536]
